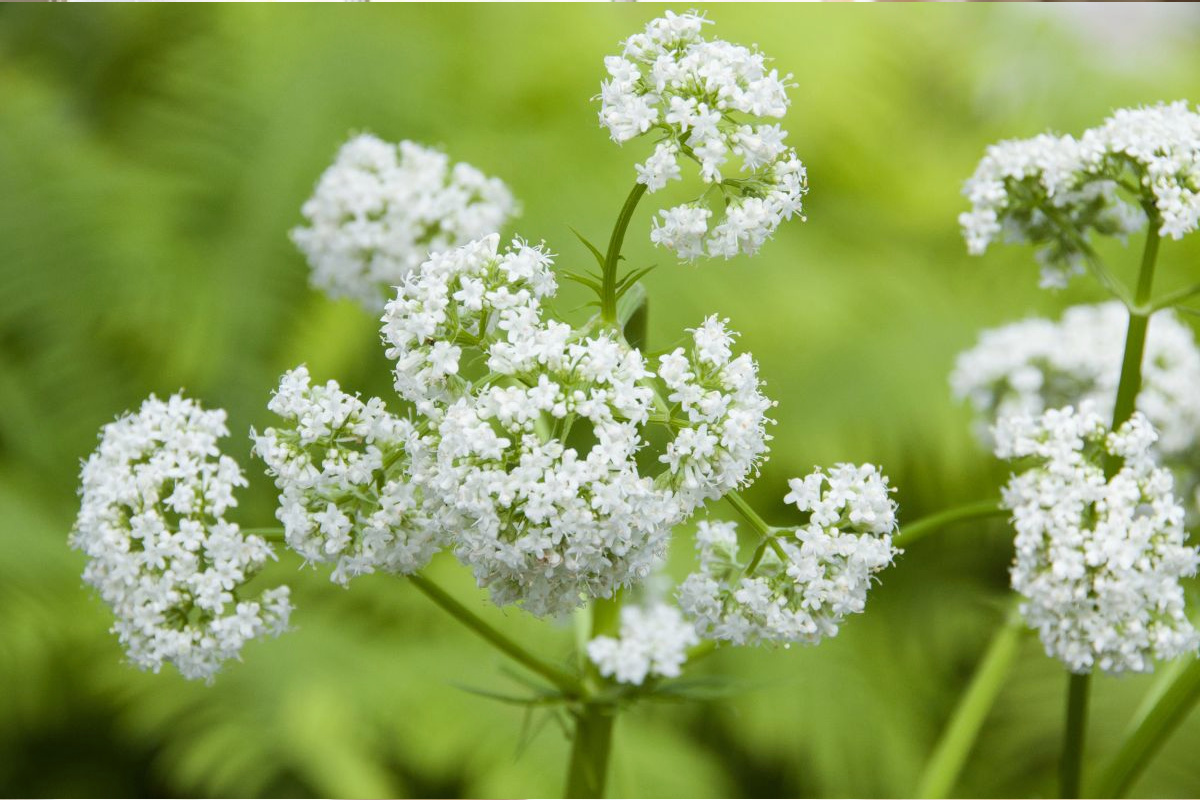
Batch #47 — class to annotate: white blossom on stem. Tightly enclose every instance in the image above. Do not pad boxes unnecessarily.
[252,366,444,585]
[599,11,808,261]
[678,465,899,646]
[72,394,291,682]
[587,602,699,685]
[292,134,518,310]
[996,405,1200,674]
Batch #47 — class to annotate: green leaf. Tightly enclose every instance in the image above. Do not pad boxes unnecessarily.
[569,226,607,270]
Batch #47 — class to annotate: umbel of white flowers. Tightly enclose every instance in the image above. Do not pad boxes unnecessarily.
[996,405,1200,674]
[74,11,900,681]
[952,302,1200,518]
[959,101,1200,288]
[291,134,518,311]
[678,464,900,647]
[71,395,292,682]
[598,10,808,260]
[261,233,779,618]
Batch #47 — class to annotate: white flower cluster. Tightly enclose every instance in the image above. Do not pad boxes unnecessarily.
[586,602,699,685]
[678,465,899,646]
[598,11,807,260]
[71,394,291,681]
[291,134,518,310]
[959,134,1143,288]
[380,233,558,415]
[1080,102,1200,240]
[951,302,1200,459]
[961,102,1200,288]
[996,405,1200,674]
[658,316,774,505]
[376,234,778,617]
[252,366,443,585]
[427,330,681,617]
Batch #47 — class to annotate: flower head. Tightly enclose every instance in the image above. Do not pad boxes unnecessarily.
[996,405,1200,674]
[380,233,556,417]
[599,11,808,260]
[71,394,291,681]
[952,303,1200,513]
[960,102,1200,288]
[678,465,899,646]
[253,366,444,585]
[292,135,518,310]
[587,601,699,685]
[657,316,775,505]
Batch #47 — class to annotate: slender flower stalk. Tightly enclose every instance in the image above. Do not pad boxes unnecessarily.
[1095,656,1200,797]
[600,183,648,325]
[916,603,1024,799]
[896,499,1005,546]
[408,574,583,697]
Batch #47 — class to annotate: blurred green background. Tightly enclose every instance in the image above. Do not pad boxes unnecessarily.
[2,3,1200,798]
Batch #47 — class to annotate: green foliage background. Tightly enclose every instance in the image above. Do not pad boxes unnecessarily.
[2,4,1199,797]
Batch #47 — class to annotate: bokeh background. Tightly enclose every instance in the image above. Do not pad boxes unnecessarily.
[3,4,1200,798]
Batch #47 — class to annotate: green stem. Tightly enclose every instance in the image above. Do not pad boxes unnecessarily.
[408,574,582,697]
[916,604,1024,798]
[565,703,615,798]
[1110,225,1160,432]
[896,499,1006,547]
[1062,672,1092,799]
[1149,280,1200,313]
[566,592,623,798]
[241,526,285,541]
[1093,657,1200,797]
[725,491,773,538]
[601,183,648,325]
[1043,206,1133,307]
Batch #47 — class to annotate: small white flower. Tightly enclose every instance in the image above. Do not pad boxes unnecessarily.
[657,316,774,506]
[961,102,1200,287]
[951,302,1200,506]
[72,394,291,681]
[292,135,518,310]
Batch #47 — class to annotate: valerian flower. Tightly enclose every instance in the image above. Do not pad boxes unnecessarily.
[598,11,808,260]
[678,465,899,646]
[960,101,1200,288]
[587,601,699,685]
[996,405,1200,674]
[72,394,291,681]
[292,134,518,310]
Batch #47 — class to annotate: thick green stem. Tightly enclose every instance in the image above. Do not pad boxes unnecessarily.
[408,574,582,697]
[565,703,615,798]
[566,592,623,798]
[896,499,1006,547]
[1110,224,1160,432]
[916,604,1024,798]
[1061,672,1092,799]
[1094,657,1200,797]
[601,183,648,325]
